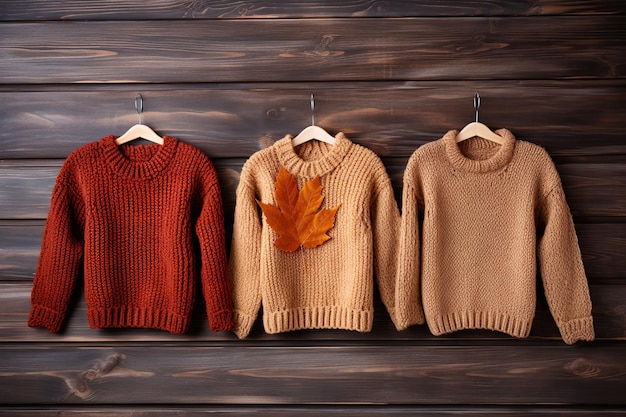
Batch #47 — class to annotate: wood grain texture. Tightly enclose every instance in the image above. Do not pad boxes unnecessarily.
[0,344,623,405]
[1,159,624,220]
[1,281,623,342]
[2,406,626,417]
[1,1,625,414]
[2,222,623,281]
[0,222,42,280]
[1,17,625,84]
[0,160,240,220]
[1,0,624,20]
[2,82,625,159]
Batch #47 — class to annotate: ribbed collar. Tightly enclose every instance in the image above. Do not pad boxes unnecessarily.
[275,132,352,177]
[443,128,516,173]
[100,135,178,180]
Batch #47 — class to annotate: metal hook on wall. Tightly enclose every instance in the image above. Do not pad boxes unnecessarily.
[310,93,316,126]
[473,91,481,123]
[134,93,144,125]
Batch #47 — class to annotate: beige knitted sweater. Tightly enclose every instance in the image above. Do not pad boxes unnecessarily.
[229,133,401,338]
[396,129,594,344]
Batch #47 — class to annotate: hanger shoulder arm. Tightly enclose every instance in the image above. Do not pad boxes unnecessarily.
[115,124,164,145]
[455,122,503,144]
[292,125,336,146]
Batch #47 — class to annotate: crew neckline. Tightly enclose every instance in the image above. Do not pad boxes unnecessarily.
[443,128,516,173]
[100,135,179,179]
[275,132,352,177]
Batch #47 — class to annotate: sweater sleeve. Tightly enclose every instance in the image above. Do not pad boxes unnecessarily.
[371,170,402,329]
[228,172,263,339]
[28,179,85,333]
[195,177,233,332]
[537,175,594,345]
[394,155,426,330]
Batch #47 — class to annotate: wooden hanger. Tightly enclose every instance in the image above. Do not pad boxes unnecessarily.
[292,94,336,146]
[455,92,504,145]
[115,124,164,145]
[115,94,164,145]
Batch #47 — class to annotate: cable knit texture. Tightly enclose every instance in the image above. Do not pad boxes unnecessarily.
[229,133,401,338]
[396,129,594,344]
[28,135,233,334]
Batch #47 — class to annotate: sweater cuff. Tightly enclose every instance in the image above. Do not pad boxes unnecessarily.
[28,305,65,333]
[208,309,234,332]
[233,310,256,339]
[558,316,594,345]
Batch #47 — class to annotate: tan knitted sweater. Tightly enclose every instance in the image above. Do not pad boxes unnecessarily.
[396,129,594,344]
[229,133,401,338]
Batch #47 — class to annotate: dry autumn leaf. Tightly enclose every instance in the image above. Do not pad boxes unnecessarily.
[257,166,340,253]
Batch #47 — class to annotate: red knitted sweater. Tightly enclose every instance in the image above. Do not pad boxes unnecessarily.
[28,135,233,334]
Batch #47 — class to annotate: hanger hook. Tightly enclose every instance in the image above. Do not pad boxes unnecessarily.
[310,93,315,126]
[473,91,481,123]
[135,93,143,125]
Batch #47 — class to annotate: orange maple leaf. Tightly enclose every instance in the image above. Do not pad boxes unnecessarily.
[257,166,340,253]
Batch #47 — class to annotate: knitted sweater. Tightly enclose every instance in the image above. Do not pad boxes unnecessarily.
[28,135,233,334]
[396,129,594,344]
[229,133,401,338]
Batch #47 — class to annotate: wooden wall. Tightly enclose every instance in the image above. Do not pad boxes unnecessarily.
[1,1,625,415]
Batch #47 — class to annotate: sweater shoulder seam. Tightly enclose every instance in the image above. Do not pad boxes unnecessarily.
[55,178,84,202]
[539,184,563,211]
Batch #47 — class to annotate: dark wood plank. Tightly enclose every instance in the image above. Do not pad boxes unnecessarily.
[385,160,626,219]
[576,224,626,279]
[0,344,623,405]
[1,159,624,220]
[2,222,622,281]
[1,0,624,20]
[1,406,625,417]
[558,163,626,219]
[0,221,41,281]
[0,3,623,416]
[1,281,623,342]
[1,17,625,84]
[0,160,238,220]
[1,82,626,159]
[0,164,58,220]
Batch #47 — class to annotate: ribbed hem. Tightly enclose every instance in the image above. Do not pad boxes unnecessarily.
[207,309,234,332]
[263,306,374,334]
[558,316,594,345]
[28,304,65,333]
[233,310,257,339]
[428,310,532,339]
[87,306,190,334]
